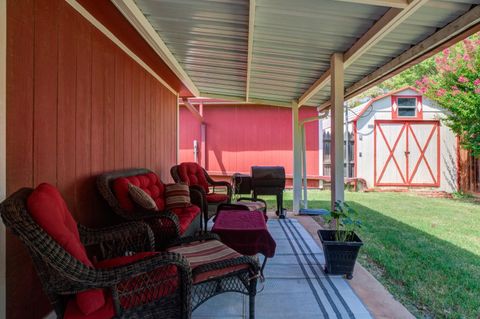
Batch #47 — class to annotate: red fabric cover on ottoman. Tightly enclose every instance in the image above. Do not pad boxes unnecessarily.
[171,205,201,233]
[27,183,105,315]
[167,240,249,284]
[113,173,165,212]
[177,162,209,193]
[212,210,276,258]
[206,193,229,203]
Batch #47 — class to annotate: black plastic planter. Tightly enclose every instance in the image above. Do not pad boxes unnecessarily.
[318,229,363,279]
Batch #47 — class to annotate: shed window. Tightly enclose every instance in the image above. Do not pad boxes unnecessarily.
[397,97,417,117]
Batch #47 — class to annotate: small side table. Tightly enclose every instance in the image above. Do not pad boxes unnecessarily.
[212,210,276,277]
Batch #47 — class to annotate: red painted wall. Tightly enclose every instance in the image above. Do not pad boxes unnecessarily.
[6,1,178,317]
[179,104,319,183]
[179,106,202,164]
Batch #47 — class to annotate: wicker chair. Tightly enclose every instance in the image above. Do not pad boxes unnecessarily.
[171,163,232,228]
[0,186,192,319]
[97,168,203,248]
[98,169,260,316]
[171,163,267,230]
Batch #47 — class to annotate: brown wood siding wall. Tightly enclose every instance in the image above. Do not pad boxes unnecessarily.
[458,148,480,195]
[6,1,178,317]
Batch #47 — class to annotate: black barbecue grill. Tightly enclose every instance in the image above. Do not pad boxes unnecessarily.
[251,166,287,219]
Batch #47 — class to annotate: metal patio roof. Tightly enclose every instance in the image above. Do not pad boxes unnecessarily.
[114,0,480,107]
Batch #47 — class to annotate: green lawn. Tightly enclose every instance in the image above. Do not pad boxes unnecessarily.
[262,190,480,319]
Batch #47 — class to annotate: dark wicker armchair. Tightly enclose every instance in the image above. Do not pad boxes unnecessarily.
[0,186,192,319]
[97,168,202,248]
[171,163,232,228]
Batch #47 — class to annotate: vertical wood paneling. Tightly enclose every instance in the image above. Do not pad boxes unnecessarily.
[57,0,77,213]
[138,72,146,167]
[6,1,178,318]
[33,0,59,186]
[114,50,124,170]
[91,30,105,178]
[6,1,37,318]
[104,41,116,172]
[7,0,34,194]
[131,66,139,166]
[145,76,151,169]
[75,16,93,224]
[123,59,133,168]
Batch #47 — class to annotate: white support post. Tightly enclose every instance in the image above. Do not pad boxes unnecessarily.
[318,119,324,187]
[345,104,349,178]
[301,124,308,209]
[0,0,6,316]
[330,53,345,210]
[292,100,302,214]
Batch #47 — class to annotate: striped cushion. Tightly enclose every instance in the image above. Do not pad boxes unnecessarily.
[236,200,266,211]
[165,183,191,210]
[167,240,249,283]
[128,184,158,211]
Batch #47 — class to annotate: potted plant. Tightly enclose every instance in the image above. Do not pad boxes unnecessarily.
[317,200,363,279]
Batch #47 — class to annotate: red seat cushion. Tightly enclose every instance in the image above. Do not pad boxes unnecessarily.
[113,173,165,212]
[206,193,229,203]
[64,252,179,319]
[64,298,114,319]
[27,183,105,315]
[171,205,201,234]
[177,163,210,193]
[167,240,250,284]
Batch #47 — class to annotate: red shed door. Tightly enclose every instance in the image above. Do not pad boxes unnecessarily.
[374,120,440,187]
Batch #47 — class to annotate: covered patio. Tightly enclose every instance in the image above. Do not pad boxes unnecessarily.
[1,0,479,318]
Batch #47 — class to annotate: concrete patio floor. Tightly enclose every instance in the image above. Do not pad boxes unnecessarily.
[192,213,414,319]
[296,214,414,319]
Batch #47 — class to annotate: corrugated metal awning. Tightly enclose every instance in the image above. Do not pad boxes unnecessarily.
[117,0,480,107]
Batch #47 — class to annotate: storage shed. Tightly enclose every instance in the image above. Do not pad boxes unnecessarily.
[322,87,458,192]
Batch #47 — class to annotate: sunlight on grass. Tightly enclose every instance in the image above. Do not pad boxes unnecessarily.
[262,190,480,318]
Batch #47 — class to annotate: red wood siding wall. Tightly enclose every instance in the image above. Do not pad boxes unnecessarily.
[179,104,319,185]
[6,1,178,317]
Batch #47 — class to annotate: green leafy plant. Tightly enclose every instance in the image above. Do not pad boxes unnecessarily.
[324,200,362,242]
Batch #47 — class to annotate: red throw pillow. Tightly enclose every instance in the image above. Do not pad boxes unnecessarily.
[27,183,106,315]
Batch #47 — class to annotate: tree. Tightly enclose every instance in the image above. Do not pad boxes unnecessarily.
[349,33,480,157]
[415,34,480,157]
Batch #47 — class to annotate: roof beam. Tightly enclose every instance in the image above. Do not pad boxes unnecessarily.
[298,70,331,106]
[181,98,203,122]
[245,0,255,102]
[111,0,200,96]
[335,0,408,8]
[200,92,296,108]
[298,0,429,106]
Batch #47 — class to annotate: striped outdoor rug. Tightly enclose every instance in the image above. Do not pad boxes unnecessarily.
[194,218,372,319]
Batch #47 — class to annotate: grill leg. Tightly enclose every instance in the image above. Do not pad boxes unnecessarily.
[277,192,286,219]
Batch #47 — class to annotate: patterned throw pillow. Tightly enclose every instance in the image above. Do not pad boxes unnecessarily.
[165,183,191,210]
[128,184,158,211]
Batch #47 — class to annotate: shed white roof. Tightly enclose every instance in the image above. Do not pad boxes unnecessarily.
[114,0,480,107]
